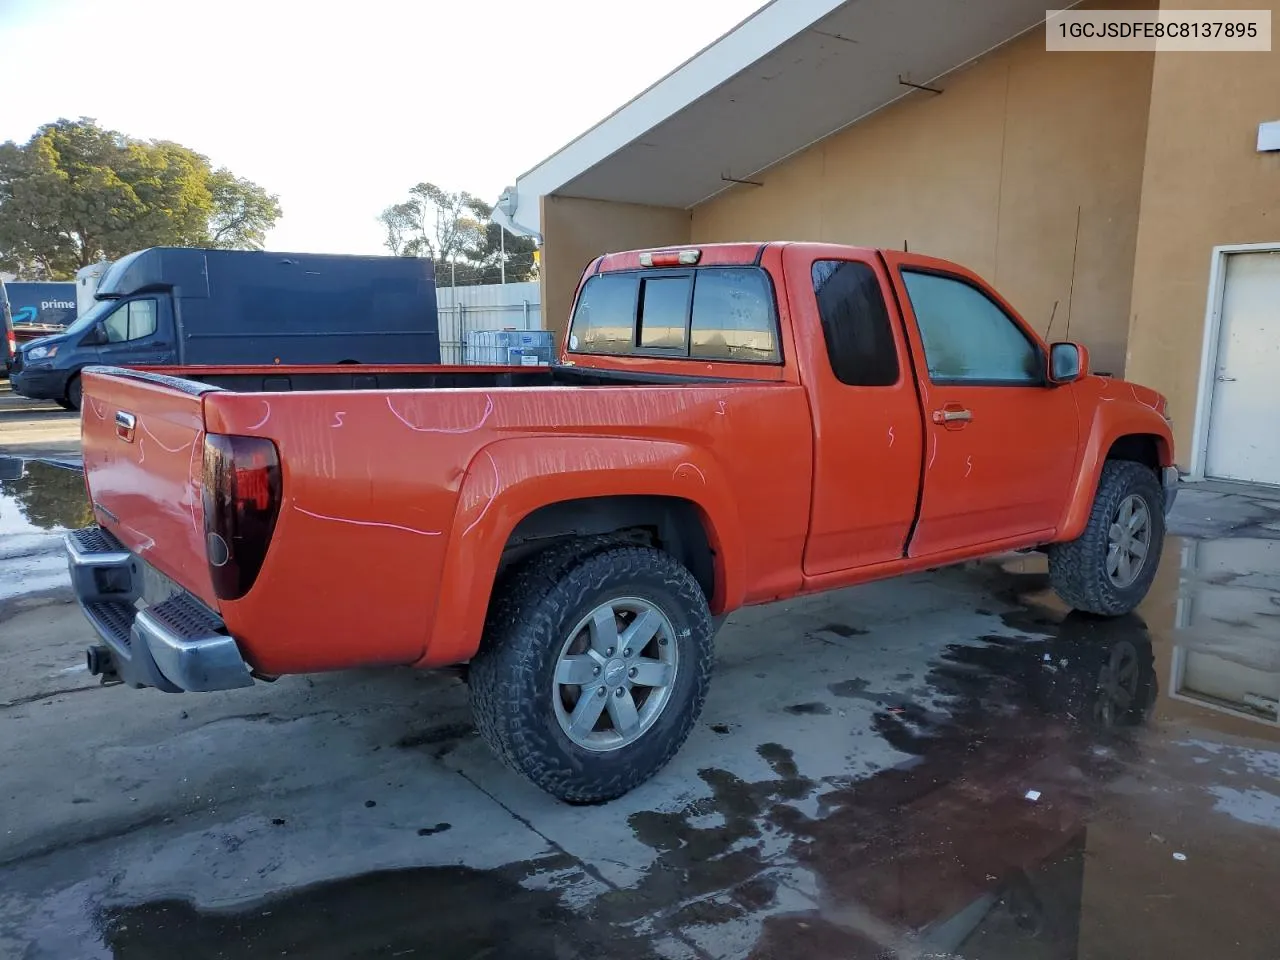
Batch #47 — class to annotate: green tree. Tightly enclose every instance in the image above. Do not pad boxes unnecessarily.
[207,168,282,250]
[377,182,487,263]
[377,183,537,284]
[461,201,539,285]
[0,118,281,279]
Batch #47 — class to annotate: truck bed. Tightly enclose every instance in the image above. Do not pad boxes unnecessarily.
[79,363,814,676]
[138,361,782,394]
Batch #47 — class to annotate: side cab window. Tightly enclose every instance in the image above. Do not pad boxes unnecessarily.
[101,299,159,344]
[900,271,1041,385]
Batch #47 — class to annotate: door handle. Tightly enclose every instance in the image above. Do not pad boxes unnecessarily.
[115,410,136,443]
[932,408,972,424]
[1217,376,1236,383]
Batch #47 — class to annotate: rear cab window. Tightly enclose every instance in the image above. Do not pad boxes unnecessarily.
[569,267,780,364]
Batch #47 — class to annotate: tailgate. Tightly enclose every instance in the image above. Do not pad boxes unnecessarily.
[81,368,219,607]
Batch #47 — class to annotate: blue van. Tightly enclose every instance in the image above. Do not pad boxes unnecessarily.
[10,248,440,409]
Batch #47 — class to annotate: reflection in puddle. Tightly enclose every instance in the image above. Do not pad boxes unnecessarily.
[0,457,90,601]
[1171,538,1280,728]
[0,458,92,534]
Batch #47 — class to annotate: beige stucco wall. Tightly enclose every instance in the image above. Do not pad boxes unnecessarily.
[692,1,1156,377]
[1126,0,1280,466]
[540,196,691,342]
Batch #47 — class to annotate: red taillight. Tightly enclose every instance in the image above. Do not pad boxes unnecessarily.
[202,434,282,601]
[5,333,14,355]
[639,249,701,267]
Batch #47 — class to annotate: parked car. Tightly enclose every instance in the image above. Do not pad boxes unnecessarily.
[65,241,1177,802]
[10,247,440,409]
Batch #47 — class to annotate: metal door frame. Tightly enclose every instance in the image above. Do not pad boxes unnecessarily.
[1189,241,1280,480]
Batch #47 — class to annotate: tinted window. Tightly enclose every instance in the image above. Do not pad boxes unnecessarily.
[811,260,899,386]
[569,266,779,363]
[638,276,690,350]
[901,272,1040,384]
[690,269,778,362]
[571,274,637,354]
[102,299,158,343]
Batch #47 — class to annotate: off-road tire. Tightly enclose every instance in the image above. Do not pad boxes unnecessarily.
[1048,461,1165,616]
[469,543,714,803]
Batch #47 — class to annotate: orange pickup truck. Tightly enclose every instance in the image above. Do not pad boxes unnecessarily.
[67,242,1177,802]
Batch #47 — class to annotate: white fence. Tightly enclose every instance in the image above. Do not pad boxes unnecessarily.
[435,281,541,365]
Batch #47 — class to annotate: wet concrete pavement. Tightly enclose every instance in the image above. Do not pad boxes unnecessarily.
[0,384,80,464]
[1,454,1278,959]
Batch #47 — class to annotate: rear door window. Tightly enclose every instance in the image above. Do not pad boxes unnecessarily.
[811,260,899,386]
[569,267,779,363]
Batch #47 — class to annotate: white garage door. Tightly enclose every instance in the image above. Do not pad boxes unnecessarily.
[1205,250,1280,485]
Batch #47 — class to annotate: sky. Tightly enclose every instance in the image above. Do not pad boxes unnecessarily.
[0,0,767,255]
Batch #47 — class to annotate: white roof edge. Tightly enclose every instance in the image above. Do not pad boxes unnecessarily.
[495,0,849,237]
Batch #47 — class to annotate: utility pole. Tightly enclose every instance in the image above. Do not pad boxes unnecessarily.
[500,225,506,285]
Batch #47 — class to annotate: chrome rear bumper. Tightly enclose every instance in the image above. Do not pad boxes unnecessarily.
[66,527,253,693]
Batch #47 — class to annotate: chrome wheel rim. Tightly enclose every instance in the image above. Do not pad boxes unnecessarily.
[551,597,679,753]
[1106,494,1151,588]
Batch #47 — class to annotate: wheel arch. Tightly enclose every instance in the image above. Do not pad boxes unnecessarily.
[1104,432,1171,472]
[418,436,746,668]
[64,369,84,408]
[501,495,717,605]
[1058,406,1175,543]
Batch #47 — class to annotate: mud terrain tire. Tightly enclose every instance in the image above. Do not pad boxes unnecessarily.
[469,544,714,803]
[1048,460,1165,616]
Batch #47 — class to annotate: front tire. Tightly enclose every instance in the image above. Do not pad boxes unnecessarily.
[63,375,82,412]
[1048,461,1165,616]
[469,544,714,803]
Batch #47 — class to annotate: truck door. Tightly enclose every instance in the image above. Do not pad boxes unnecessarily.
[96,296,174,367]
[786,246,925,575]
[883,255,1079,557]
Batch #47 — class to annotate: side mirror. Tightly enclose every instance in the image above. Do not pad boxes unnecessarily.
[1049,341,1088,384]
[81,322,107,347]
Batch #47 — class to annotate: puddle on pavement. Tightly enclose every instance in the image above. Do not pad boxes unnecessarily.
[0,458,91,602]
[40,532,1280,958]
[98,858,654,960]
[0,458,92,534]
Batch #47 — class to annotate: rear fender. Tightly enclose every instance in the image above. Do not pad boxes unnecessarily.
[1057,400,1173,542]
[418,436,744,667]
